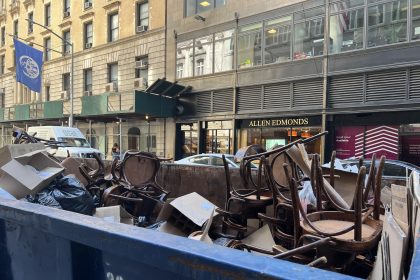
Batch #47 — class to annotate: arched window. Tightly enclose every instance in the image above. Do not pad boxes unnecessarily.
[128,127,140,150]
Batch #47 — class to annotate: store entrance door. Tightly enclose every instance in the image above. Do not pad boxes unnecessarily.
[204,121,233,154]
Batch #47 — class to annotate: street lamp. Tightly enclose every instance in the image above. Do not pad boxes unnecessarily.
[26,19,74,127]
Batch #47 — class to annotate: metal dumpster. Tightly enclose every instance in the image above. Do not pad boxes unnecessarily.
[0,198,355,280]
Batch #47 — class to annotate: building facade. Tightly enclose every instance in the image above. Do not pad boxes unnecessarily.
[0,0,175,159]
[168,0,420,166]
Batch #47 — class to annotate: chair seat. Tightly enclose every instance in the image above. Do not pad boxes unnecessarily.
[301,211,383,253]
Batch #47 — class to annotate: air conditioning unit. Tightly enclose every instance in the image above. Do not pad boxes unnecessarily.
[105,82,117,93]
[63,11,70,18]
[85,43,92,49]
[84,2,92,9]
[133,77,147,89]
[61,90,69,100]
[135,60,148,69]
[84,90,92,96]
[136,25,148,33]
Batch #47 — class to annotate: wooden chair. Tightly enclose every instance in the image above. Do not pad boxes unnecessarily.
[215,153,273,238]
[289,156,385,269]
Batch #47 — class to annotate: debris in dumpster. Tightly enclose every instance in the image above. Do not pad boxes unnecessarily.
[25,188,62,209]
[9,128,420,278]
[94,205,134,225]
[0,149,64,199]
[50,175,95,215]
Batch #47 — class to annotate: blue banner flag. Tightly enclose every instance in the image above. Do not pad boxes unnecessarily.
[13,38,43,93]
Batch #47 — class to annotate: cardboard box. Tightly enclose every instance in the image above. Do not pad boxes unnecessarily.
[0,149,64,199]
[0,144,45,167]
[94,206,134,225]
[156,192,218,236]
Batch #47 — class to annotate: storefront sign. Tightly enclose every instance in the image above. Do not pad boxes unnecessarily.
[335,125,399,160]
[400,136,420,166]
[241,116,321,128]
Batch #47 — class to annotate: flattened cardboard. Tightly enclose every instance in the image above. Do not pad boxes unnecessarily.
[242,224,275,254]
[0,144,45,168]
[391,184,409,235]
[0,150,64,199]
[94,206,134,225]
[169,192,217,227]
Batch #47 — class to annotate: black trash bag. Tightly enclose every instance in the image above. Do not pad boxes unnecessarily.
[50,175,95,215]
[26,189,62,209]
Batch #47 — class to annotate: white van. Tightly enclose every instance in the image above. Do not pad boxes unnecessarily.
[27,126,104,159]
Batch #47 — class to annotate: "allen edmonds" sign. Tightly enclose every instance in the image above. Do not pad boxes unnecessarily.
[241,116,321,128]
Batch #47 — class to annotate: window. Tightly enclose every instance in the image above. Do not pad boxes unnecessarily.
[194,35,213,75]
[63,73,70,91]
[137,1,149,28]
[108,13,119,42]
[84,0,93,10]
[108,63,118,83]
[135,56,148,81]
[45,86,50,101]
[176,40,193,78]
[63,0,70,17]
[189,156,209,165]
[329,1,365,54]
[214,29,234,73]
[293,14,325,60]
[84,22,93,48]
[44,3,51,27]
[412,0,420,39]
[147,135,156,149]
[84,68,92,92]
[44,37,51,61]
[0,55,4,75]
[195,59,204,76]
[237,23,262,68]
[264,16,292,64]
[185,0,226,16]
[62,30,71,55]
[0,88,4,108]
[28,12,33,34]
[1,26,4,46]
[367,0,407,47]
[13,20,18,37]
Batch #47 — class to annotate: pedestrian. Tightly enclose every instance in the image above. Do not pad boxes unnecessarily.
[112,143,120,160]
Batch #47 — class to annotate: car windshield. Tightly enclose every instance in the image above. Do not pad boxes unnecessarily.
[57,137,91,147]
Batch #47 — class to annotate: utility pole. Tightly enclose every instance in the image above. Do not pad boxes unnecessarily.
[26,19,74,127]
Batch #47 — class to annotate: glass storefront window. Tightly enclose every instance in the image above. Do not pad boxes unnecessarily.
[205,121,233,154]
[237,23,262,68]
[330,5,364,53]
[214,29,234,73]
[176,40,194,79]
[181,123,198,157]
[195,35,213,76]
[264,16,292,64]
[412,0,420,40]
[367,0,407,48]
[293,17,325,60]
[239,126,321,155]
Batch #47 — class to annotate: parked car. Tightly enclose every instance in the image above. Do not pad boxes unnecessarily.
[175,154,240,168]
[340,159,420,187]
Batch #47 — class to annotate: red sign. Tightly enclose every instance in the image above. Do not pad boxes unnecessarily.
[335,126,399,160]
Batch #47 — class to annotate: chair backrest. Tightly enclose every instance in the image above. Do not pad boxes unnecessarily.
[122,151,160,187]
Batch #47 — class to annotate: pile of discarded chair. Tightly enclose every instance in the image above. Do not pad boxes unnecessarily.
[13,126,170,225]
[214,132,385,277]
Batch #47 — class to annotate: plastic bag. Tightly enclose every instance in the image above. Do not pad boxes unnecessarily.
[26,189,62,209]
[298,181,317,214]
[50,175,95,215]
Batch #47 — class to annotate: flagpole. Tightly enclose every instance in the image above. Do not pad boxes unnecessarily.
[25,19,74,127]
